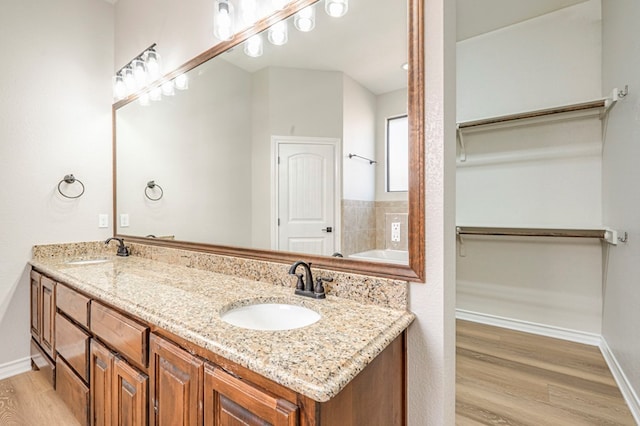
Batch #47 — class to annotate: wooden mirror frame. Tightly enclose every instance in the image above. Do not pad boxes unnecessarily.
[112,0,424,282]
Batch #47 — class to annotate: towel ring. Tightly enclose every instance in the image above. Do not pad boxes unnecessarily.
[145,180,163,201]
[57,174,85,199]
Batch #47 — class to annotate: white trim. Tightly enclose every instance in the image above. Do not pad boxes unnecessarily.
[599,338,640,424]
[455,309,602,346]
[0,356,32,380]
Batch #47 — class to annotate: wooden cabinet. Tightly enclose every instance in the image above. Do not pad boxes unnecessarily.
[204,363,298,426]
[113,356,148,426]
[30,270,41,339]
[149,334,203,426]
[40,276,56,359]
[90,339,114,426]
[90,333,148,426]
[30,268,407,426]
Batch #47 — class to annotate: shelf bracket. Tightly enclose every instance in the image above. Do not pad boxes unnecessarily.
[456,125,467,162]
[600,85,629,120]
[456,227,466,257]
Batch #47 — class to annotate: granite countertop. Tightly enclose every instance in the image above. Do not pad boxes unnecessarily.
[30,255,414,402]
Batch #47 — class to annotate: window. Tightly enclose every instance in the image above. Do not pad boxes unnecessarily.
[386,115,408,192]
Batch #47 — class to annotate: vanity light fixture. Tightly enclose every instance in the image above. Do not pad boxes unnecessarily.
[268,20,288,46]
[294,5,315,32]
[112,44,162,101]
[213,0,235,41]
[244,34,264,57]
[149,86,162,101]
[325,0,348,18]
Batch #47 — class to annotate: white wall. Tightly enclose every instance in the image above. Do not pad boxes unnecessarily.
[455,0,604,334]
[457,0,602,122]
[601,0,640,410]
[343,74,376,201]
[117,59,253,246]
[0,0,113,368]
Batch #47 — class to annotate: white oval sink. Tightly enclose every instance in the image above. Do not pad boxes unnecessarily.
[221,303,320,331]
[65,258,109,265]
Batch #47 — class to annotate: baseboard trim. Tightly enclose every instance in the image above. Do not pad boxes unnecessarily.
[0,356,32,381]
[455,309,602,346]
[600,338,640,424]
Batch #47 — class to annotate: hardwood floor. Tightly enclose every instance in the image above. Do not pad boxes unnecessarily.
[0,370,80,426]
[1,324,635,425]
[457,319,636,425]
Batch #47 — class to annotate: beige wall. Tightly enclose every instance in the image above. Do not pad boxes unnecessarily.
[0,0,114,370]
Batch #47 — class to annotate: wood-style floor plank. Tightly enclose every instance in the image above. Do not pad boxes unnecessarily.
[457,319,636,425]
[0,370,80,426]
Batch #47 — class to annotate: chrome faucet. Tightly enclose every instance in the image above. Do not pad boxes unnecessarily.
[104,237,130,257]
[288,261,332,299]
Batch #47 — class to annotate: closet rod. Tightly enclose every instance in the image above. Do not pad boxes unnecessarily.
[456,226,606,239]
[458,99,606,130]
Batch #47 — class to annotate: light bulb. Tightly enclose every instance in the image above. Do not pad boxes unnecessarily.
[268,21,288,46]
[294,5,315,32]
[214,0,234,41]
[123,66,136,94]
[161,80,175,96]
[174,74,189,90]
[113,74,127,100]
[244,34,263,57]
[145,48,161,81]
[132,58,147,88]
[149,86,162,101]
[325,0,348,18]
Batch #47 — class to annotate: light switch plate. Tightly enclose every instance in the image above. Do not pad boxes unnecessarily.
[98,214,109,228]
[120,213,130,228]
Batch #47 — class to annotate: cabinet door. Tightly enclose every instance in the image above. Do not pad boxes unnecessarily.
[90,339,113,426]
[204,363,298,426]
[113,356,148,426]
[30,270,41,340]
[149,334,203,426]
[40,276,56,359]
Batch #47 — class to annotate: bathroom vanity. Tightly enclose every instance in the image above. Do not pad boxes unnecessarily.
[29,248,413,425]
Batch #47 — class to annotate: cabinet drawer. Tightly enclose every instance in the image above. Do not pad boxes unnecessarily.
[57,284,90,329]
[56,312,90,382]
[56,356,89,426]
[91,301,148,370]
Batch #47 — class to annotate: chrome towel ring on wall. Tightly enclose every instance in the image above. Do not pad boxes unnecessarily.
[145,180,164,201]
[57,174,85,199]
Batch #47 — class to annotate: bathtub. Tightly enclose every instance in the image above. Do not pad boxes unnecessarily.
[348,249,409,265]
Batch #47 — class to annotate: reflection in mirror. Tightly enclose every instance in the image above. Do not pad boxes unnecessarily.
[115,0,424,280]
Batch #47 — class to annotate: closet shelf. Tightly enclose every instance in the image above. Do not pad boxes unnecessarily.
[457,99,606,130]
[456,226,606,239]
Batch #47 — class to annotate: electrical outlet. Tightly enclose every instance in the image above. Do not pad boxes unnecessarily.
[98,214,109,228]
[391,222,401,242]
[120,213,130,228]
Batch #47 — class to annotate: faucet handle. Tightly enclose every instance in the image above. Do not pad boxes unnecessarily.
[314,277,333,298]
[294,273,305,291]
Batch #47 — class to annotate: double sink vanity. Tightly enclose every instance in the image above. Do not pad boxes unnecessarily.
[28,241,414,425]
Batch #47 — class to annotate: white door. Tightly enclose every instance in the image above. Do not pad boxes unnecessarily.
[276,140,337,256]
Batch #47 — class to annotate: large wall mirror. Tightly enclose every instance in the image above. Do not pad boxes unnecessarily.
[114,0,424,281]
